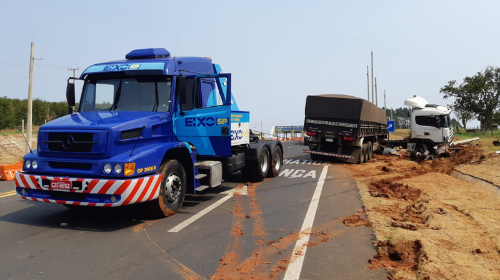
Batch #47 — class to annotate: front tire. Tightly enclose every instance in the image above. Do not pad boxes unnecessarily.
[148,160,186,217]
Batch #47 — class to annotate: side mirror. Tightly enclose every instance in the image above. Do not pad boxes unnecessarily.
[178,76,187,104]
[66,82,75,114]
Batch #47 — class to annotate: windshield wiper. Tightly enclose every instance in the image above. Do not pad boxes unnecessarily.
[110,79,123,111]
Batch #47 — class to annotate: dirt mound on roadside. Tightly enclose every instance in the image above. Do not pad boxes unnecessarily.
[368,180,421,201]
[342,213,371,227]
[369,239,428,279]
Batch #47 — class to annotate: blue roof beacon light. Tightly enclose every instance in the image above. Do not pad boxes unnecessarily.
[126,48,171,60]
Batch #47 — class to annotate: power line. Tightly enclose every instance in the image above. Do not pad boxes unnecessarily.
[0,60,73,69]
[0,73,67,79]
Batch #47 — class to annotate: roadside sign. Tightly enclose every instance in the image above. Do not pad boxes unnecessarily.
[387,120,395,132]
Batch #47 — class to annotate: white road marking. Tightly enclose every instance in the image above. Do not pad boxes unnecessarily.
[283,165,329,280]
[168,185,247,233]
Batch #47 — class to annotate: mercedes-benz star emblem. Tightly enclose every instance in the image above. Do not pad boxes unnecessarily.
[62,135,75,149]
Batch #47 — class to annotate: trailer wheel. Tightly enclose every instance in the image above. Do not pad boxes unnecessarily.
[267,145,283,177]
[362,143,368,163]
[244,147,271,182]
[148,159,186,217]
[357,146,363,164]
[367,141,373,160]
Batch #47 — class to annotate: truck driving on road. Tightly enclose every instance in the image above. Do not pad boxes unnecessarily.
[303,94,453,163]
[16,48,283,217]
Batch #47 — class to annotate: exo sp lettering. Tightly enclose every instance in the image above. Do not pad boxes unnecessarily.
[184,117,229,127]
[231,130,248,140]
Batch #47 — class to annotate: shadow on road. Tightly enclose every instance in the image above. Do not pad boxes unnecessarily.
[0,182,240,232]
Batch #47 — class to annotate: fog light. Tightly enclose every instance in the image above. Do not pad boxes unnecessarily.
[103,164,112,174]
[110,196,116,203]
[32,160,38,169]
[21,189,26,195]
[114,164,122,174]
[124,162,135,176]
[25,160,31,169]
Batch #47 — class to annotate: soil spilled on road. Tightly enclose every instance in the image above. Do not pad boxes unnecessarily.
[211,180,364,280]
[348,143,500,280]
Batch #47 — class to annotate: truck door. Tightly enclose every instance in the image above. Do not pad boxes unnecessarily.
[415,115,442,143]
[174,74,232,156]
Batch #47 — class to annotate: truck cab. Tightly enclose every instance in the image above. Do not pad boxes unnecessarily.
[16,48,283,217]
[405,96,454,155]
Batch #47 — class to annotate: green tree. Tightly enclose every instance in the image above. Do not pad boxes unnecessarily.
[450,104,474,128]
[440,66,500,131]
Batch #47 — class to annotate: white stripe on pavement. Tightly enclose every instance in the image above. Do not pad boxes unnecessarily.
[283,165,329,280]
[168,185,247,233]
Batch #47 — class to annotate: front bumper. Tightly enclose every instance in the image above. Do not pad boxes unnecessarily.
[15,173,162,207]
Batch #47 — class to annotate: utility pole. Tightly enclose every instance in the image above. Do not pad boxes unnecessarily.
[375,77,378,107]
[384,89,387,110]
[68,67,79,80]
[366,65,370,101]
[26,42,42,154]
[371,51,374,104]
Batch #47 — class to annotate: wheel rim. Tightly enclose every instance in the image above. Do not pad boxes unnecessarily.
[261,150,269,173]
[273,150,281,172]
[165,172,182,203]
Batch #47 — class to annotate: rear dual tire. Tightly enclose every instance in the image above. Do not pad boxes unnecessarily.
[244,146,281,182]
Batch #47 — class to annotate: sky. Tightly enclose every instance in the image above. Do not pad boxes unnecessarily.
[1,0,498,134]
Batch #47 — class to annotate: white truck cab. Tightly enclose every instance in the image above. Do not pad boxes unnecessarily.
[404,96,454,155]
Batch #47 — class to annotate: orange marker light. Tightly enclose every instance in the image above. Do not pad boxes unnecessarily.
[124,163,136,176]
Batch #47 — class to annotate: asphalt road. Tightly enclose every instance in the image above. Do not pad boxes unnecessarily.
[0,141,387,280]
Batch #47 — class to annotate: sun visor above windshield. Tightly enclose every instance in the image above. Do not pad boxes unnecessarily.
[81,62,166,77]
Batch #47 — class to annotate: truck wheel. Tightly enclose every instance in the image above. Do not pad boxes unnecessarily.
[367,141,373,160]
[267,145,283,177]
[148,160,186,217]
[357,146,364,164]
[245,147,270,182]
[362,143,368,163]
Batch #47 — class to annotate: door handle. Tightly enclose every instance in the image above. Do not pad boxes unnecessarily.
[424,132,430,135]
[221,126,229,136]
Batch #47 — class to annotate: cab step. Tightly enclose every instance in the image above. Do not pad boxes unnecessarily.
[195,174,207,180]
[195,185,210,192]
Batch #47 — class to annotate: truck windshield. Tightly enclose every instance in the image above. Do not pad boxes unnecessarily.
[440,114,451,128]
[80,77,171,112]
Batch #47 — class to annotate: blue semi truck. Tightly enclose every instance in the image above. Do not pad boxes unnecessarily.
[15,48,283,217]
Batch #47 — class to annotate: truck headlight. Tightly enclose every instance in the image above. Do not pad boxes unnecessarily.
[25,160,31,169]
[32,160,38,169]
[103,164,112,174]
[114,164,122,174]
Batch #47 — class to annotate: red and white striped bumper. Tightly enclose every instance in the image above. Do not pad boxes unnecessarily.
[303,149,354,159]
[14,173,162,207]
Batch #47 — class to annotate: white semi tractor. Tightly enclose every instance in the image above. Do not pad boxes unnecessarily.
[303,95,454,163]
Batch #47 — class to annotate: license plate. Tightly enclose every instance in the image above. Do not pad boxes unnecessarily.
[325,138,334,142]
[51,180,72,190]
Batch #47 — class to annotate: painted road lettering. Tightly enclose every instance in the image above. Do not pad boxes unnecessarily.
[283,159,329,165]
[279,169,316,179]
